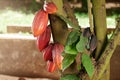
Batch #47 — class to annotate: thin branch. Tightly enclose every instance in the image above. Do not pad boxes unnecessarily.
[63,2,80,30]
[87,0,94,34]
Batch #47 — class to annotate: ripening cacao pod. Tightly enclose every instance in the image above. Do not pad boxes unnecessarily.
[43,44,53,61]
[52,43,64,70]
[47,60,56,72]
[43,2,57,14]
[37,27,51,51]
[89,35,97,51]
[32,10,48,37]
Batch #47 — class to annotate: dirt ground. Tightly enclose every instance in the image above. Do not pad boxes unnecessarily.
[0,75,52,80]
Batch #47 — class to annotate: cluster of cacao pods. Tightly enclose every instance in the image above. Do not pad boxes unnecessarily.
[32,1,64,72]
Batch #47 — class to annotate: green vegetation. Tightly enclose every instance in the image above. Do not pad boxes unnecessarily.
[75,12,120,28]
[0,9,119,33]
[0,9,34,33]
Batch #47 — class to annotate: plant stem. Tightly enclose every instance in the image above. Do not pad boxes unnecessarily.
[99,63,110,80]
[63,2,80,29]
[91,18,120,80]
[51,0,67,17]
[92,0,107,60]
[87,0,94,34]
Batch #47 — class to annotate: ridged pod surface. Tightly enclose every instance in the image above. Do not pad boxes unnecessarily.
[43,2,57,14]
[47,61,56,72]
[43,44,53,61]
[37,27,51,51]
[32,10,48,37]
[52,43,64,70]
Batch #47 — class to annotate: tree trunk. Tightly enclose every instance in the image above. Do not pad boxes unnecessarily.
[92,0,107,60]
[92,0,109,80]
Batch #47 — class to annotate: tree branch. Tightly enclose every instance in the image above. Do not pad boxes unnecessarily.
[91,18,120,80]
[92,0,107,60]
[87,0,94,34]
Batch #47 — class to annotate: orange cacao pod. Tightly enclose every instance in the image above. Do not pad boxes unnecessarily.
[52,43,64,70]
[37,27,51,51]
[43,2,57,14]
[47,61,56,72]
[32,10,48,37]
[43,44,53,61]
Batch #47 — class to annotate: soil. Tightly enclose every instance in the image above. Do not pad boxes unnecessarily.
[0,75,52,80]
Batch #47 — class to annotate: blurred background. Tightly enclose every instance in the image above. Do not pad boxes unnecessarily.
[0,0,119,33]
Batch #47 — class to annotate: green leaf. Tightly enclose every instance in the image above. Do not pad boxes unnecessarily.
[76,35,88,52]
[82,54,94,78]
[60,74,80,80]
[65,45,78,55]
[66,30,79,45]
[62,54,76,71]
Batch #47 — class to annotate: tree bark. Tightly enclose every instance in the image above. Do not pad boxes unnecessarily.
[92,0,107,60]
[92,18,120,80]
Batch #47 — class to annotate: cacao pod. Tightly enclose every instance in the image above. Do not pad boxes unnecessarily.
[83,27,91,38]
[43,44,53,61]
[43,2,57,14]
[52,43,64,70]
[89,35,97,51]
[32,10,48,37]
[37,27,51,51]
[47,60,56,72]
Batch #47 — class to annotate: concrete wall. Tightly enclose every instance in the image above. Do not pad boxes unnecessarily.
[0,34,59,79]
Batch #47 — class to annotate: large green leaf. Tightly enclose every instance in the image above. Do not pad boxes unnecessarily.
[60,74,80,80]
[76,35,88,52]
[82,54,94,78]
[65,45,78,55]
[62,54,76,71]
[66,30,79,45]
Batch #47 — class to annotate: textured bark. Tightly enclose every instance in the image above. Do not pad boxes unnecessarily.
[87,0,94,34]
[92,18,120,80]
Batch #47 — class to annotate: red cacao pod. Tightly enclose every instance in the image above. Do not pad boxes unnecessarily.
[47,61,56,72]
[52,43,64,70]
[37,27,51,51]
[43,44,53,61]
[43,2,57,14]
[32,10,48,37]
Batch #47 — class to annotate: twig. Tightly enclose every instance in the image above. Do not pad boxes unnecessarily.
[63,2,80,29]
[87,0,94,34]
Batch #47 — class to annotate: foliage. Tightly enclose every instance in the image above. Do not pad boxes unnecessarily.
[62,54,76,71]
[60,74,80,80]
[82,53,94,77]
